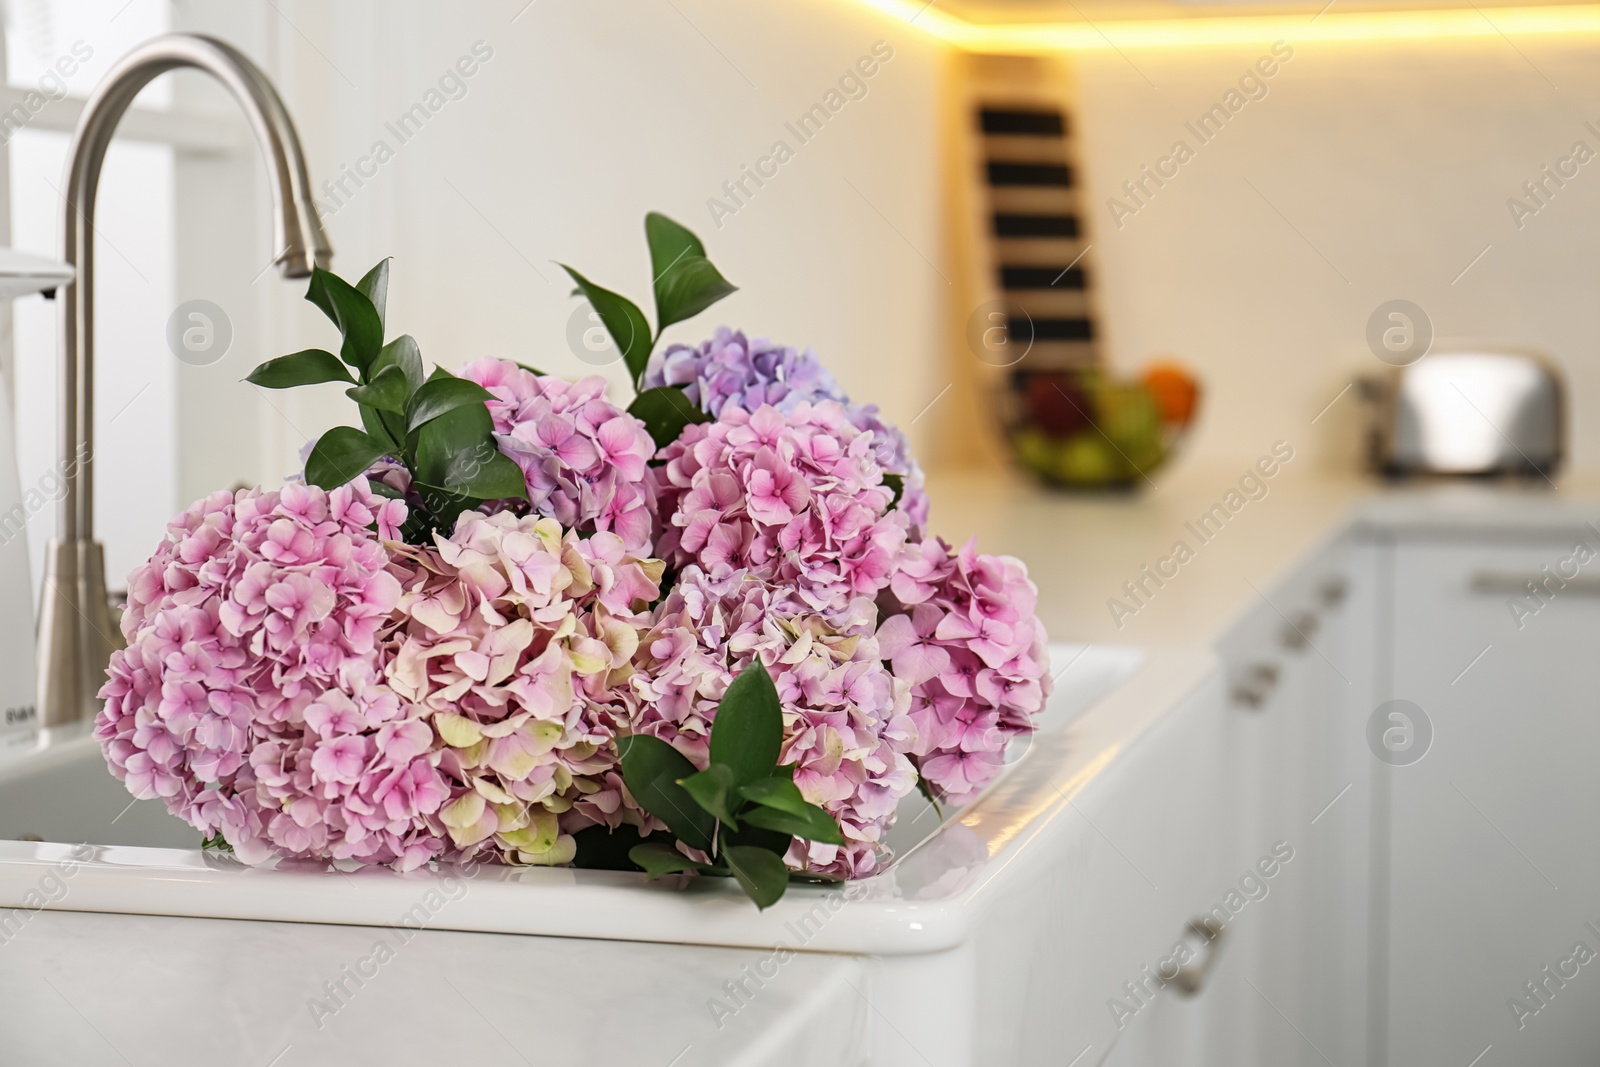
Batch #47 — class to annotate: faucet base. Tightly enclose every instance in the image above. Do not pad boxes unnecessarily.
[36,538,120,728]
[77,539,120,713]
[37,538,82,727]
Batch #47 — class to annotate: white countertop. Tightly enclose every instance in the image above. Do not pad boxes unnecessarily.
[0,909,867,1067]
[923,460,1600,647]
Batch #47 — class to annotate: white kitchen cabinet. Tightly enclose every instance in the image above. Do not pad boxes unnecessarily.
[1214,537,1373,1067]
[1063,664,1251,1067]
[1384,532,1600,1065]
[996,533,1379,1067]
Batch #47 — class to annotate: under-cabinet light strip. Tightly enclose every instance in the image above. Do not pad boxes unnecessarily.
[851,0,1600,51]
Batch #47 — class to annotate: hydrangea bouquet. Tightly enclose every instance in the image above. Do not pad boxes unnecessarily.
[96,214,1050,907]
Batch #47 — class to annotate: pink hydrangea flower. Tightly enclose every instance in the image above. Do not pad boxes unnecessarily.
[96,479,452,870]
[629,566,917,878]
[641,327,929,529]
[879,537,1052,803]
[653,401,909,615]
[459,358,655,553]
[383,510,664,864]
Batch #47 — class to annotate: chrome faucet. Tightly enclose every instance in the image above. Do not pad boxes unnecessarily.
[38,34,331,728]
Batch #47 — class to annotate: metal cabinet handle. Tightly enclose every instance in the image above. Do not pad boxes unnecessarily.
[1280,610,1319,651]
[1172,919,1226,996]
[1470,571,1600,596]
[1231,662,1280,709]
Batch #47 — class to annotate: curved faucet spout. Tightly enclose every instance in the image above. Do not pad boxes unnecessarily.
[39,33,331,727]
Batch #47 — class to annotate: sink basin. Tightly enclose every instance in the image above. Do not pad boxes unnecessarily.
[0,643,1145,889]
[0,642,1203,1065]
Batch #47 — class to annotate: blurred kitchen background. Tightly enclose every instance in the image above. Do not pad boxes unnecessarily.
[5,0,1600,590]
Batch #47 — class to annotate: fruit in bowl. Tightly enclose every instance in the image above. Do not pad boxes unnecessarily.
[1003,361,1199,489]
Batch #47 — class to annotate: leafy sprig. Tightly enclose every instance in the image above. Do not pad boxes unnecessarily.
[616,663,844,908]
[561,212,737,450]
[245,259,526,541]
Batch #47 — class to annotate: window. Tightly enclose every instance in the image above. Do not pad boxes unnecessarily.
[3,0,187,602]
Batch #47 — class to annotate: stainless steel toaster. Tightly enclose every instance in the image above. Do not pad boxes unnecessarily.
[1366,349,1563,479]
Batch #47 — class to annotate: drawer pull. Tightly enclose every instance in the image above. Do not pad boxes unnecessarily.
[1469,571,1600,596]
[1172,919,1226,996]
[1280,610,1319,651]
[1231,662,1279,709]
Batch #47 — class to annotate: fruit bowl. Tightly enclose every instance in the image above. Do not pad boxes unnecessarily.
[1000,362,1199,490]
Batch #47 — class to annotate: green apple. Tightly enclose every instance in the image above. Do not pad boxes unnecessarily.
[1054,434,1118,485]
[1094,383,1165,475]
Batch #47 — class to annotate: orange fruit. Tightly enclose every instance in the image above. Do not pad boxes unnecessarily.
[1141,361,1199,425]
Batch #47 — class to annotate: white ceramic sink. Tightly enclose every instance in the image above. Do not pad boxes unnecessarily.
[0,643,1153,950]
[0,643,1144,925]
[0,642,1207,1065]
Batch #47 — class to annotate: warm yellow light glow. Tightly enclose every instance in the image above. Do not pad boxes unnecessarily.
[852,0,1600,52]
[962,743,1121,863]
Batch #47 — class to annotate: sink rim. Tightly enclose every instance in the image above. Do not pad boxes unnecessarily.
[0,642,1211,957]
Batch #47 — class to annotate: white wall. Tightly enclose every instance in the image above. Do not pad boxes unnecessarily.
[50,2,1600,588]
[1073,33,1600,474]
[174,0,946,491]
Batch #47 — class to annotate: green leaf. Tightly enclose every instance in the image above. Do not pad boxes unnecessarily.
[371,335,425,395]
[629,842,709,880]
[245,349,354,388]
[515,362,547,377]
[654,254,738,333]
[413,401,492,487]
[617,735,715,853]
[561,264,653,386]
[305,426,389,490]
[443,448,526,500]
[645,212,707,279]
[305,267,384,372]
[680,765,741,828]
[724,820,791,857]
[883,473,905,509]
[628,386,709,451]
[356,258,392,333]
[347,364,408,415]
[723,845,790,909]
[405,374,494,433]
[739,776,809,817]
[572,824,667,872]
[359,403,403,452]
[743,803,845,845]
[774,762,798,780]
[406,481,476,535]
[710,663,783,787]
[644,215,738,329]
